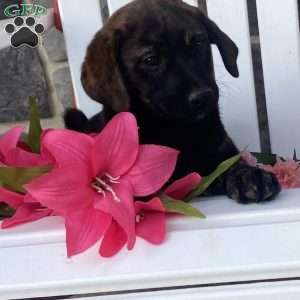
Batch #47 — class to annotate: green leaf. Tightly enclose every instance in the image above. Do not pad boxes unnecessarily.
[161,195,206,218]
[186,154,241,201]
[251,152,277,165]
[0,166,50,194]
[26,96,42,153]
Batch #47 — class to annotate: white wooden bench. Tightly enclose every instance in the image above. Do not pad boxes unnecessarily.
[1,0,300,299]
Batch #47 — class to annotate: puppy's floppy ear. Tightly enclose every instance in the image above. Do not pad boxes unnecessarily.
[201,14,239,78]
[81,28,130,112]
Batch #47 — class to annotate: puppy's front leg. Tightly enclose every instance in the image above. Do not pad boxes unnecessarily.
[203,136,281,203]
[64,109,108,133]
[224,161,281,204]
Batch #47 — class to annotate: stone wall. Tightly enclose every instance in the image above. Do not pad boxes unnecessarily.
[0,1,72,133]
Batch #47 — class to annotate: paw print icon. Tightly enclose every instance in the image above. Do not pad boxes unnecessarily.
[5,16,44,48]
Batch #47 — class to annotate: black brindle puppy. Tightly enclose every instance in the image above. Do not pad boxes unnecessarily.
[65,0,281,203]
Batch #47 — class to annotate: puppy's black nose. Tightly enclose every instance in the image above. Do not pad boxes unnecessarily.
[188,89,214,111]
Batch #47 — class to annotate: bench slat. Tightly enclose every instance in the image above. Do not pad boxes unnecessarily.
[107,0,132,14]
[2,189,300,299]
[256,0,300,157]
[107,0,198,14]
[60,281,300,300]
[58,0,103,117]
[2,219,300,298]
[207,0,261,152]
[182,0,198,7]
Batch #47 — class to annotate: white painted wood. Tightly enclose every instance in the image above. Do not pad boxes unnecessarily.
[107,0,132,14]
[182,0,198,7]
[107,0,198,14]
[256,0,300,156]
[2,189,300,249]
[206,0,261,152]
[1,189,300,299]
[71,281,300,300]
[58,0,103,117]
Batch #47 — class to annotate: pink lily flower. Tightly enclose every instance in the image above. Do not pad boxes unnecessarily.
[0,187,53,229]
[100,198,166,257]
[0,126,52,167]
[25,113,179,257]
[135,198,166,244]
[0,127,55,228]
[99,172,202,257]
[164,172,202,199]
[260,157,300,189]
[241,151,258,167]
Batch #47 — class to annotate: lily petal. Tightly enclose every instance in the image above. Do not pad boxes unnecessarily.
[23,193,40,203]
[65,205,111,257]
[1,203,51,229]
[124,145,179,197]
[0,127,24,157]
[0,187,23,208]
[94,180,136,250]
[92,113,139,177]
[165,172,202,199]
[17,141,32,152]
[135,197,165,214]
[99,220,127,258]
[5,148,52,167]
[41,129,93,168]
[25,164,93,213]
[136,211,166,245]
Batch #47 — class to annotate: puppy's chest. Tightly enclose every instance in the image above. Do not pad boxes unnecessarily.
[138,122,222,155]
[137,117,238,176]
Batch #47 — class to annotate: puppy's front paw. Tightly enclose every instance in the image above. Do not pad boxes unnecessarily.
[225,165,281,204]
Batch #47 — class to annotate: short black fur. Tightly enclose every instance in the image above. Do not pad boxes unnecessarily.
[64,0,280,203]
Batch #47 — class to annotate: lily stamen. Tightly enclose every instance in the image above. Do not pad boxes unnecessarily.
[92,175,121,203]
[91,182,106,198]
[104,173,121,184]
[135,213,145,223]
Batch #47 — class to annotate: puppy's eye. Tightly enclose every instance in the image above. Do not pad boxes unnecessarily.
[143,55,161,67]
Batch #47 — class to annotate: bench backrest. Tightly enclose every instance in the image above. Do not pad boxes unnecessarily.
[59,0,300,157]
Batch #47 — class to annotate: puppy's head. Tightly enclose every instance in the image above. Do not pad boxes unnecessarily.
[81,0,239,121]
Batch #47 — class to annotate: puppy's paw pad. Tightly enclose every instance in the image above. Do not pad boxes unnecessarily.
[5,17,44,48]
[226,166,281,204]
[5,24,15,34]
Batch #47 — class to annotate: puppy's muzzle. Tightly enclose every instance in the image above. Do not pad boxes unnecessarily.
[188,88,216,113]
